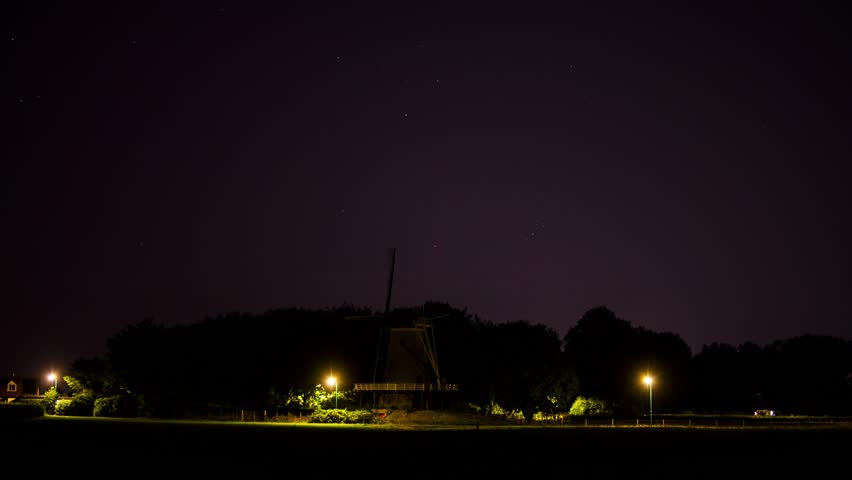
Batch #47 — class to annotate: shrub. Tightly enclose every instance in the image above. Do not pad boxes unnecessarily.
[0,401,45,420]
[54,392,95,416]
[569,396,613,417]
[309,408,378,424]
[94,395,137,417]
[42,388,59,414]
[54,399,73,415]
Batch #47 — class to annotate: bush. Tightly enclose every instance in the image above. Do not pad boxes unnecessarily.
[42,388,59,414]
[569,396,613,417]
[54,392,95,416]
[309,408,378,424]
[0,401,45,420]
[54,399,73,415]
[94,395,137,417]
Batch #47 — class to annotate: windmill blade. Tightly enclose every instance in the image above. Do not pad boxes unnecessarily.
[369,247,396,384]
[417,326,441,386]
[414,311,450,386]
[384,247,396,316]
[344,248,395,321]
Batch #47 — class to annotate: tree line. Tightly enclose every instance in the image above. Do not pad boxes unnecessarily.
[61,302,851,420]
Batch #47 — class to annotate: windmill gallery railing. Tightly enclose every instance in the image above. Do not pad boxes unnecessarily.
[354,383,460,392]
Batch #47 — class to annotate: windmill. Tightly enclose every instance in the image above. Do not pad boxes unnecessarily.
[344,248,397,382]
[352,248,459,410]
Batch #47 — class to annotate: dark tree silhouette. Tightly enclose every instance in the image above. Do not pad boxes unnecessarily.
[563,306,691,416]
[763,334,851,415]
[563,306,640,415]
[70,301,848,419]
[484,320,563,422]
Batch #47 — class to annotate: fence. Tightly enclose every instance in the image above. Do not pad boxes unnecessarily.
[181,406,271,422]
[531,415,848,428]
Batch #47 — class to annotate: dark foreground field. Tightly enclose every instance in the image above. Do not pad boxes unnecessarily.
[4,417,849,478]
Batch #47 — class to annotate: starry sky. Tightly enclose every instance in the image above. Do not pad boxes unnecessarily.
[6,1,852,377]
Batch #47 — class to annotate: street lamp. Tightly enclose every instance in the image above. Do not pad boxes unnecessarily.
[326,375,338,409]
[48,372,57,392]
[643,375,653,426]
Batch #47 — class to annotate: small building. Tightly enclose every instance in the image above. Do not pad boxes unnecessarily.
[1,374,41,401]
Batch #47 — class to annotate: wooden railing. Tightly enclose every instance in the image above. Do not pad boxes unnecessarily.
[353,383,460,392]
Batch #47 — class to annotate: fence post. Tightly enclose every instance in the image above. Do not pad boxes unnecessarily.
[662,419,665,427]
[611,418,614,427]
[636,419,639,426]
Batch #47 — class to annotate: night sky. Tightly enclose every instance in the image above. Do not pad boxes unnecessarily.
[6,2,852,378]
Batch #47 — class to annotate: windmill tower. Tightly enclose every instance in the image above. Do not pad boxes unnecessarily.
[353,248,459,410]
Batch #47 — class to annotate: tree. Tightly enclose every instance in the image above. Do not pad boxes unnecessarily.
[69,356,113,398]
[486,320,563,423]
[57,375,95,416]
[546,362,580,413]
[763,335,851,415]
[689,342,750,413]
[563,306,692,416]
[563,306,641,414]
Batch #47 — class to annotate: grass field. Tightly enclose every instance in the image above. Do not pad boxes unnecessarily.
[4,415,849,478]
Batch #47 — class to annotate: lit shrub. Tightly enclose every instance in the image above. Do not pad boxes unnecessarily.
[54,399,73,415]
[310,408,378,424]
[568,396,612,417]
[42,388,59,414]
[54,392,95,416]
[487,401,525,423]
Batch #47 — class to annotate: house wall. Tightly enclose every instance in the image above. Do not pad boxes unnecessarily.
[1,376,40,398]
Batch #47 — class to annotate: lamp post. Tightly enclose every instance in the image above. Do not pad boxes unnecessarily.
[326,375,338,409]
[48,372,57,392]
[643,375,653,426]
